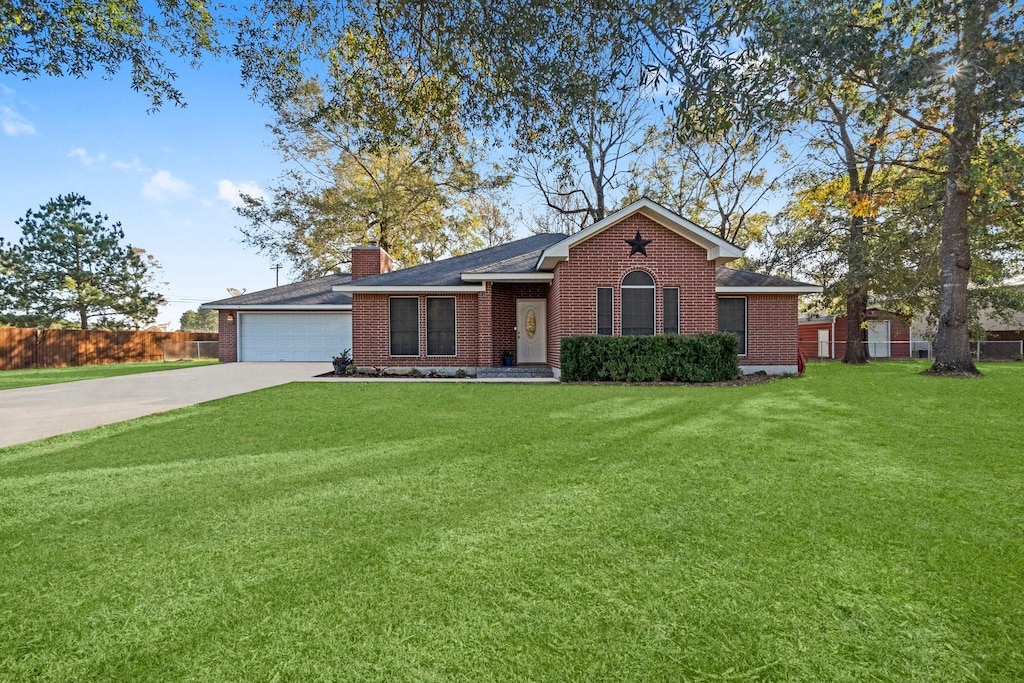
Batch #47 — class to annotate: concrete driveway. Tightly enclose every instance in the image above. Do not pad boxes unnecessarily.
[0,363,330,448]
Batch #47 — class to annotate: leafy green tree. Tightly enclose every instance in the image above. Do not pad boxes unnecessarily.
[179,308,218,332]
[236,79,510,278]
[1,0,219,109]
[0,194,163,329]
[653,0,1024,374]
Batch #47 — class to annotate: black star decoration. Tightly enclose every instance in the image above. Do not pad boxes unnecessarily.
[625,230,653,257]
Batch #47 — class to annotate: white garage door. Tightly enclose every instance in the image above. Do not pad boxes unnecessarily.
[239,312,352,362]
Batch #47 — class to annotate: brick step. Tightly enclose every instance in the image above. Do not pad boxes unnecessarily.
[477,365,555,379]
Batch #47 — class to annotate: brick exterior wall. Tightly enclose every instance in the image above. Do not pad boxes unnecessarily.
[548,214,719,367]
[352,292,481,367]
[346,213,805,371]
[218,309,238,362]
[740,294,799,368]
[351,246,394,280]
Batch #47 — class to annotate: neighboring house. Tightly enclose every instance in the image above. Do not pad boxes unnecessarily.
[203,199,820,376]
[798,309,913,359]
[977,274,1024,342]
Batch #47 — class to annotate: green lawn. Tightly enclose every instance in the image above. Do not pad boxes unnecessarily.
[1,362,1021,681]
[0,360,219,390]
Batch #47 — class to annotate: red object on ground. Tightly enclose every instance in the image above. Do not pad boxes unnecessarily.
[797,348,807,374]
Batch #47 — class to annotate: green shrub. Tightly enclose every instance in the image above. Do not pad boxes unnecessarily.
[560,334,740,383]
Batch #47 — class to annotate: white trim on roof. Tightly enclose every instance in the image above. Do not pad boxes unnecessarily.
[334,284,487,293]
[535,198,744,270]
[200,304,352,310]
[716,285,823,294]
[460,272,554,282]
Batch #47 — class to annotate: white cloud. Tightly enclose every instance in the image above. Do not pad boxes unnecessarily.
[1,106,35,137]
[112,157,146,173]
[68,147,107,167]
[142,170,191,201]
[217,179,266,208]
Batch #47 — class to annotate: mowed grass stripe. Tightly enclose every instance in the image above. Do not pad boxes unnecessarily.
[0,362,1021,680]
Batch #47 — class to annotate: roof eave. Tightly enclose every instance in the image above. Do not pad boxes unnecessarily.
[715,286,823,294]
[333,284,487,293]
[200,304,353,310]
[460,272,554,283]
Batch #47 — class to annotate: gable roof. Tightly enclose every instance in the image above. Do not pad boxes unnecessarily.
[535,198,744,270]
[715,267,821,293]
[201,273,353,309]
[336,233,565,290]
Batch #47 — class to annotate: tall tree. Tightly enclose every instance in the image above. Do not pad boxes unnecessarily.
[0,194,163,329]
[179,308,218,332]
[236,80,510,278]
[630,125,789,247]
[916,0,1024,375]
[650,0,1024,374]
[517,78,653,232]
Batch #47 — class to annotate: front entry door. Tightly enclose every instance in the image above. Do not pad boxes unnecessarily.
[516,299,547,363]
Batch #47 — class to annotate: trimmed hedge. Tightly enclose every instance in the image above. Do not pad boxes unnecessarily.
[560,333,740,383]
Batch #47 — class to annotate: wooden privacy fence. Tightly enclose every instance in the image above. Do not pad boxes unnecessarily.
[0,328,219,371]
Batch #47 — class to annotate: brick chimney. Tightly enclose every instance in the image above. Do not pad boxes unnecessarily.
[351,245,394,280]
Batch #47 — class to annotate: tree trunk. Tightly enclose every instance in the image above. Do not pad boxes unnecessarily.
[80,308,89,330]
[928,0,987,376]
[843,214,870,364]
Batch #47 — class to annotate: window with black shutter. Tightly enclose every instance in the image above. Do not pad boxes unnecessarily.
[597,288,613,335]
[663,288,679,334]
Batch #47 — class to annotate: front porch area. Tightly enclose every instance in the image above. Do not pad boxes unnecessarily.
[483,282,551,367]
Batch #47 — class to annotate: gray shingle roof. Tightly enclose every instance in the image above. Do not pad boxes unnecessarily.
[202,273,352,308]
[350,233,567,287]
[715,267,817,289]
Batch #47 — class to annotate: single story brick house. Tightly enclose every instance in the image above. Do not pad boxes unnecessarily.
[203,199,820,376]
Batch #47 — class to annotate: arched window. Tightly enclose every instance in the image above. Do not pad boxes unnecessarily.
[621,270,655,335]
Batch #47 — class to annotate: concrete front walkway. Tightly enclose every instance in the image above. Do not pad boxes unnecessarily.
[0,363,329,448]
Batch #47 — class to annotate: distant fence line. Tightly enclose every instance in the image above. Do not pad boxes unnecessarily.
[0,328,219,371]
[799,339,1024,362]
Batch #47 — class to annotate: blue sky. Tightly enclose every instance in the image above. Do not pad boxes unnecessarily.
[0,58,293,328]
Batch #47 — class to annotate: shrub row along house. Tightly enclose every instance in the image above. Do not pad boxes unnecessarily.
[202,199,820,377]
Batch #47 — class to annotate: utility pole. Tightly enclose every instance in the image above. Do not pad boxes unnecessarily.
[271,264,282,287]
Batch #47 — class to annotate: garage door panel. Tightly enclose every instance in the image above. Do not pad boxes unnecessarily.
[239,312,352,362]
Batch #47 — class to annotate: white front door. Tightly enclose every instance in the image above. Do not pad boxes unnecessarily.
[817,329,830,358]
[867,320,891,358]
[516,299,547,364]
